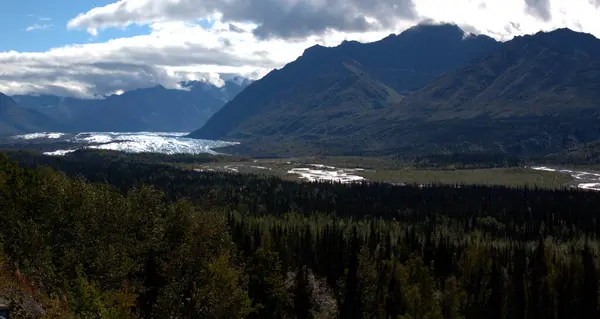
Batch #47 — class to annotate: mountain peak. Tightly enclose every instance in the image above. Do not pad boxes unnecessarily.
[302,44,328,56]
[401,22,466,37]
[510,27,600,56]
[0,92,16,108]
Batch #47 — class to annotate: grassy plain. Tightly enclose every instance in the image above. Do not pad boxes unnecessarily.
[195,156,573,188]
[359,167,571,188]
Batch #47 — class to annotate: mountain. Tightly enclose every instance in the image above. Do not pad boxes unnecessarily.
[188,23,501,146]
[0,93,59,135]
[12,78,252,132]
[191,26,600,157]
[355,28,600,155]
[12,95,93,123]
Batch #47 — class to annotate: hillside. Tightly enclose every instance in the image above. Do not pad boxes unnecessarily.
[192,27,600,157]
[0,93,58,135]
[12,78,251,132]
[189,23,500,143]
[355,28,600,155]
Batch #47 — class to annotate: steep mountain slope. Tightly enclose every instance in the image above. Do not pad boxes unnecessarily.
[13,78,251,132]
[193,61,401,144]
[0,93,59,135]
[387,28,600,120]
[354,28,600,155]
[189,23,501,142]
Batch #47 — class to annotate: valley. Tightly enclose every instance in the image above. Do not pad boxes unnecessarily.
[0,142,580,189]
[3,15,600,318]
[190,157,574,188]
[0,127,589,189]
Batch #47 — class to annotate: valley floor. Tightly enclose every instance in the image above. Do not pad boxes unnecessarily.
[190,157,575,189]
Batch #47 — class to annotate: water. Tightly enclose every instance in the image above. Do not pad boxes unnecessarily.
[10,132,238,156]
[287,164,365,183]
[531,166,600,191]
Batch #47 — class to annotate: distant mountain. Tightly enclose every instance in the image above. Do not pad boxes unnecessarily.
[0,93,59,135]
[190,26,600,157]
[12,95,93,123]
[188,23,501,144]
[12,77,252,133]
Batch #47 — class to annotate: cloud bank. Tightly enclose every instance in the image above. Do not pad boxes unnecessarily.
[2,0,600,98]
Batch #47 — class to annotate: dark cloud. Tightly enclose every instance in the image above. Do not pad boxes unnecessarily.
[220,38,233,47]
[226,0,417,39]
[228,24,245,33]
[524,0,552,22]
[590,0,600,7]
[249,7,372,39]
[509,21,522,32]
[458,23,482,36]
[69,0,417,40]
[252,50,270,58]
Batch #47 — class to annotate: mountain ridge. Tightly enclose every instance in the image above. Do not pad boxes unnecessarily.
[338,27,600,155]
[12,78,252,133]
[190,25,600,157]
[189,23,502,143]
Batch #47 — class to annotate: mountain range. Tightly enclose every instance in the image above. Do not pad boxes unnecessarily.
[189,24,600,157]
[3,76,252,134]
[3,23,600,159]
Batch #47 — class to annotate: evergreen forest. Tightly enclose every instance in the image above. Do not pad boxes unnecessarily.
[1,150,600,318]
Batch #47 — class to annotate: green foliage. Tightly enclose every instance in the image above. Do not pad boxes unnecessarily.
[246,248,292,319]
[229,212,600,319]
[4,150,600,317]
[0,153,250,318]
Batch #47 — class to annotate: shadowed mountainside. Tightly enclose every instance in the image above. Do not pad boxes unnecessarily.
[191,26,600,157]
[0,93,59,135]
[189,24,501,143]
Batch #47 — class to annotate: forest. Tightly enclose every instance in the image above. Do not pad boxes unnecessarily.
[1,150,600,318]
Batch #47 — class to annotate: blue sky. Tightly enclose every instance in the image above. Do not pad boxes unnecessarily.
[0,0,154,52]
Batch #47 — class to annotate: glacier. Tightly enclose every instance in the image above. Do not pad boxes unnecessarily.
[11,132,238,156]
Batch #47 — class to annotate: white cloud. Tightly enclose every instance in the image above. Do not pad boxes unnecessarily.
[2,0,600,98]
[27,14,52,21]
[25,24,54,32]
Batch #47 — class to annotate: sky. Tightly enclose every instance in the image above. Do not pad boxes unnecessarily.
[1,0,600,98]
